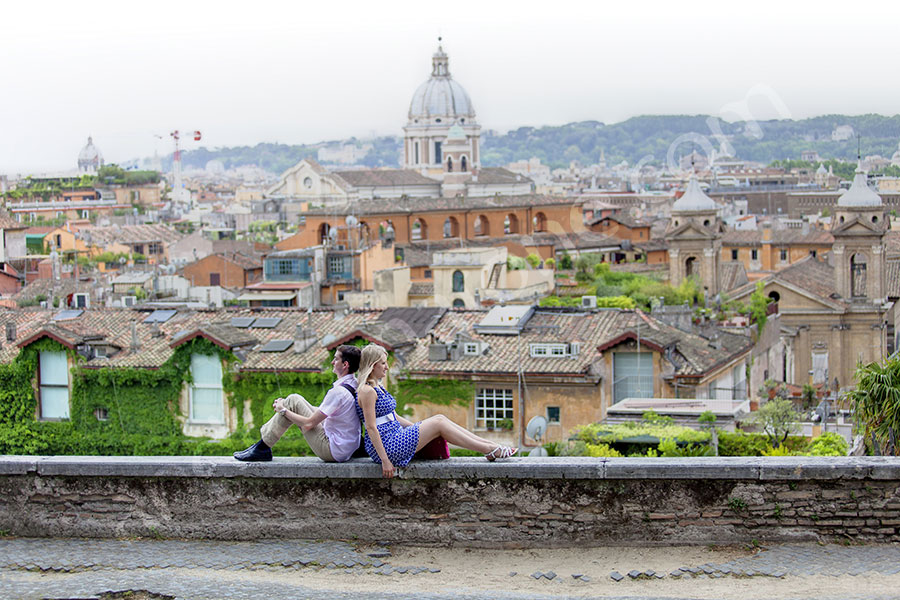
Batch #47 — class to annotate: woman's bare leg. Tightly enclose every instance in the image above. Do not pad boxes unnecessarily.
[415,414,512,454]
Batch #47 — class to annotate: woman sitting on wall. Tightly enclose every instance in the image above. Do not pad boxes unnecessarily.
[355,344,517,478]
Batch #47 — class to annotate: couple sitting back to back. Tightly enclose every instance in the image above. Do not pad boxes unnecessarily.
[234,343,517,477]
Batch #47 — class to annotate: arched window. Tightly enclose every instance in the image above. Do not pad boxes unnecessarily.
[443,216,459,239]
[504,214,519,235]
[461,156,467,172]
[452,270,465,292]
[768,291,780,306]
[851,253,867,297]
[447,157,453,172]
[319,223,331,245]
[474,215,489,236]
[685,256,696,278]
[411,219,427,241]
[452,298,465,308]
[533,212,547,232]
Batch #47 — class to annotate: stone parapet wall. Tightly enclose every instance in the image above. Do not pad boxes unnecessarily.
[1,456,899,548]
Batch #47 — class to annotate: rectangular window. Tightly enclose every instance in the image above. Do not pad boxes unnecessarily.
[464,343,479,355]
[810,250,817,258]
[732,363,746,400]
[434,141,442,165]
[424,269,432,278]
[780,249,788,261]
[209,273,220,286]
[613,352,653,402]
[39,351,69,419]
[190,353,224,423]
[812,351,828,384]
[415,142,419,164]
[731,249,738,260]
[475,388,514,429]
[148,242,162,255]
[529,342,569,357]
[547,406,560,423]
[751,249,758,260]
[328,256,350,279]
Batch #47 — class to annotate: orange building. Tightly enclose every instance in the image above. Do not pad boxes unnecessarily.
[589,214,652,243]
[720,228,833,273]
[277,195,585,253]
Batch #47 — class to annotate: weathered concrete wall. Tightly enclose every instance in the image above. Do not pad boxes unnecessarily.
[1,456,899,548]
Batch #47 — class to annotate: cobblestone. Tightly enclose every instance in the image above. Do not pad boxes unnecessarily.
[2,538,900,599]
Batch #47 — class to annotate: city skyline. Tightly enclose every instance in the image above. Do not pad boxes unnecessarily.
[2,0,899,174]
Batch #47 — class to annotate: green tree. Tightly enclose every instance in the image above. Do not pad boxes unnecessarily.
[846,354,900,455]
[749,281,771,330]
[525,253,541,269]
[751,398,801,449]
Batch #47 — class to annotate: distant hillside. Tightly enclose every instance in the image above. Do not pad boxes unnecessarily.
[167,114,900,174]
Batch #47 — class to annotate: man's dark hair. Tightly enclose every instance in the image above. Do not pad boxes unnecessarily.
[336,345,361,373]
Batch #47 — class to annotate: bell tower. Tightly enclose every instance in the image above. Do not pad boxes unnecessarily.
[831,162,888,302]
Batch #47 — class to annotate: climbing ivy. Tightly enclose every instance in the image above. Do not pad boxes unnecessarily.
[395,377,474,409]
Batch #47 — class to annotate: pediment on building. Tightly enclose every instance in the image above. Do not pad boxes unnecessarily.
[758,279,844,312]
[665,221,718,241]
[266,159,350,197]
[832,216,884,236]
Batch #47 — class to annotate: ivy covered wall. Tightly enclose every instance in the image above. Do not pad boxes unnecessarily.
[0,336,319,456]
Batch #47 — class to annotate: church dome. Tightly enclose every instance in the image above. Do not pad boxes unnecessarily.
[816,163,828,175]
[672,176,717,212]
[77,136,103,171]
[408,44,475,120]
[838,163,882,208]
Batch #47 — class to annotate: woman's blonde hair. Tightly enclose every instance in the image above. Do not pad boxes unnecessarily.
[356,344,388,387]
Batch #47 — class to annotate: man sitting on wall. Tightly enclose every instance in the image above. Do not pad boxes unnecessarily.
[234,345,362,462]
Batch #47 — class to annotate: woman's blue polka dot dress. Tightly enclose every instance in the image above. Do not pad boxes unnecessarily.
[356,386,420,467]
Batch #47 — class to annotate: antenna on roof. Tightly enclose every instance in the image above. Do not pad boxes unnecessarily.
[857,134,861,162]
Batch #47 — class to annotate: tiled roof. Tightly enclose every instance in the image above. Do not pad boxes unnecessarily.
[377,307,446,338]
[222,252,262,271]
[0,307,383,372]
[0,214,25,229]
[0,306,753,383]
[304,194,581,217]
[884,231,900,257]
[635,239,670,252]
[471,168,531,185]
[730,255,843,307]
[82,224,182,246]
[111,272,153,285]
[589,214,650,229]
[12,277,101,302]
[887,259,900,300]
[720,262,749,293]
[408,282,434,296]
[400,308,752,379]
[333,169,439,187]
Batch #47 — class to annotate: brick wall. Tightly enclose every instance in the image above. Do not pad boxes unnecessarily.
[1,456,898,547]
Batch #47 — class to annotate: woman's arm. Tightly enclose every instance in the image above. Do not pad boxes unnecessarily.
[395,414,415,427]
[359,385,395,478]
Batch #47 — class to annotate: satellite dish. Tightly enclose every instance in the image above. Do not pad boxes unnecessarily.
[529,446,549,457]
[526,415,548,443]
[328,228,338,242]
[345,215,358,228]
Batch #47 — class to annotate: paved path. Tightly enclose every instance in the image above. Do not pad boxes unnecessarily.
[2,537,900,599]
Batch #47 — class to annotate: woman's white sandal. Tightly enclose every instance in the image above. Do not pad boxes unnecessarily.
[485,446,518,461]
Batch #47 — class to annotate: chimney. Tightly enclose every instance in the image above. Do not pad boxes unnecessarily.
[6,322,16,342]
[130,321,141,352]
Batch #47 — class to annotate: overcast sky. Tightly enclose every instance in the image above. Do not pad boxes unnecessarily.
[2,0,898,174]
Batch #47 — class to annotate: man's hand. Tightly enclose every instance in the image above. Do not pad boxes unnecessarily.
[382,461,395,479]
